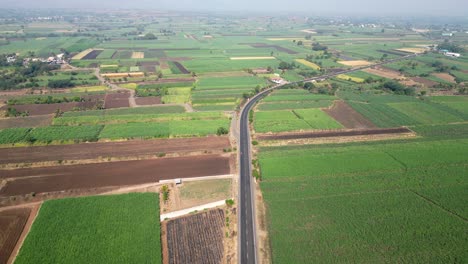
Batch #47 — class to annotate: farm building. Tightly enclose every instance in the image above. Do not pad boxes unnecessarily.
[444,52,461,58]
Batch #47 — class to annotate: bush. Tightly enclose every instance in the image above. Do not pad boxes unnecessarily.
[225,199,234,207]
[217,127,229,136]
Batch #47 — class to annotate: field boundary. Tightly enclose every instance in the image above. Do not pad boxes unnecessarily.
[410,190,467,222]
[255,127,413,140]
[160,199,228,221]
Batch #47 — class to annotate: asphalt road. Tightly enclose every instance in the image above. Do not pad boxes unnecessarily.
[237,53,418,264]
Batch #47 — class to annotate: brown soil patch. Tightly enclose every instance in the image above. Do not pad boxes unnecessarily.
[432,73,456,83]
[338,60,372,67]
[323,101,376,129]
[0,136,230,165]
[135,78,195,85]
[164,209,225,264]
[400,78,420,87]
[104,91,130,109]
[262,132,417,147]
[255,127,411,141]
[363,67,403,79]
[0,207,30,264]
[174,179,232,212]
[135,96,162,105]
[0,115,53,129]
[1,101,100,116]
[0,154,232,197]
[255,183,271,264]
[410,77,438,88]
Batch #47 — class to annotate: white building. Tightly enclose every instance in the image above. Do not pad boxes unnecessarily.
[445,52,461,58]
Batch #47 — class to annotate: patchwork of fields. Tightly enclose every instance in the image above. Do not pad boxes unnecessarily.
[0,9,467,264]
[0,106,231,145]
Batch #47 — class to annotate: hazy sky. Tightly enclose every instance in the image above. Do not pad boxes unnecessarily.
[2,0,468,16]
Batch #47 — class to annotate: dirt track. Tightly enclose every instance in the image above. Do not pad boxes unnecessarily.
[0,154,232,197]
[323,101,377,129]
[0,136,230,165]
[255,127,412,141]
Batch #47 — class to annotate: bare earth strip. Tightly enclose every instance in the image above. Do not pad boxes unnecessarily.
[0,136,230,165]
[323,101,377,129]
[338,60,373,67]
[432,73,456,83]
[230,57,275,60]
[363,67,404,79]
[0,115,53,129]
[0,154,232,197]
[255,127,412,141]
[131,52,145,59]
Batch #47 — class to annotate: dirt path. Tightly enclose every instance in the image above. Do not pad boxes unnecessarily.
[183,103,194,112]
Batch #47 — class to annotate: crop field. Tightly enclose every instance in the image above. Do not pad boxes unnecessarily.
[99,119,229,139]
[54,111,225,126]
[254,109,342,133]
[259,137,468,263]
[336,91,468,128]
[0,107,230,144]
[336,74,365,83]
[192,76,266,109]
[165,209,225,264]
[258,100,333,111]
[429,96,468,115]
[388,102,465,124]
[295,59,320,70]
[15,194,162,264]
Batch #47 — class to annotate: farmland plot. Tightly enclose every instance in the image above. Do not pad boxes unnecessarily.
[165,209,225,264]
[0,208,31,263]
[259,138,468,263]
[15,194,162,264]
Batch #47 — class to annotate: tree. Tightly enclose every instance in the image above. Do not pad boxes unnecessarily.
[217,127,228,136]
[142,33,157,40]
[297,41,303,46]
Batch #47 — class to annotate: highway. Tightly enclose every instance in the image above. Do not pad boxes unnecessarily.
[237,53,418,264]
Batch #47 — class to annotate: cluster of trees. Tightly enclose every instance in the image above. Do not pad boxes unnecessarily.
[8,95,85,105]
[47,79,75,88]
[312,42,328,51]
[278,61,298,70]
[437,41,465,53]
[139,33,157,40]
[381,81,415,96]
[0,61,59,90]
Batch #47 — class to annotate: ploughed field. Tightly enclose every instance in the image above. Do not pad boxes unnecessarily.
[165,209,225,264]
[0,208,31,264]
[15,193,162,263]
[0,154,232,197]
[0,136,229,165]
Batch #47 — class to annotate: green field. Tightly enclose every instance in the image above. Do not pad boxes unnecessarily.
[259,138,468,263]
[99,119,229,139]
[254,109,342,133]
[15,193,162,264]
